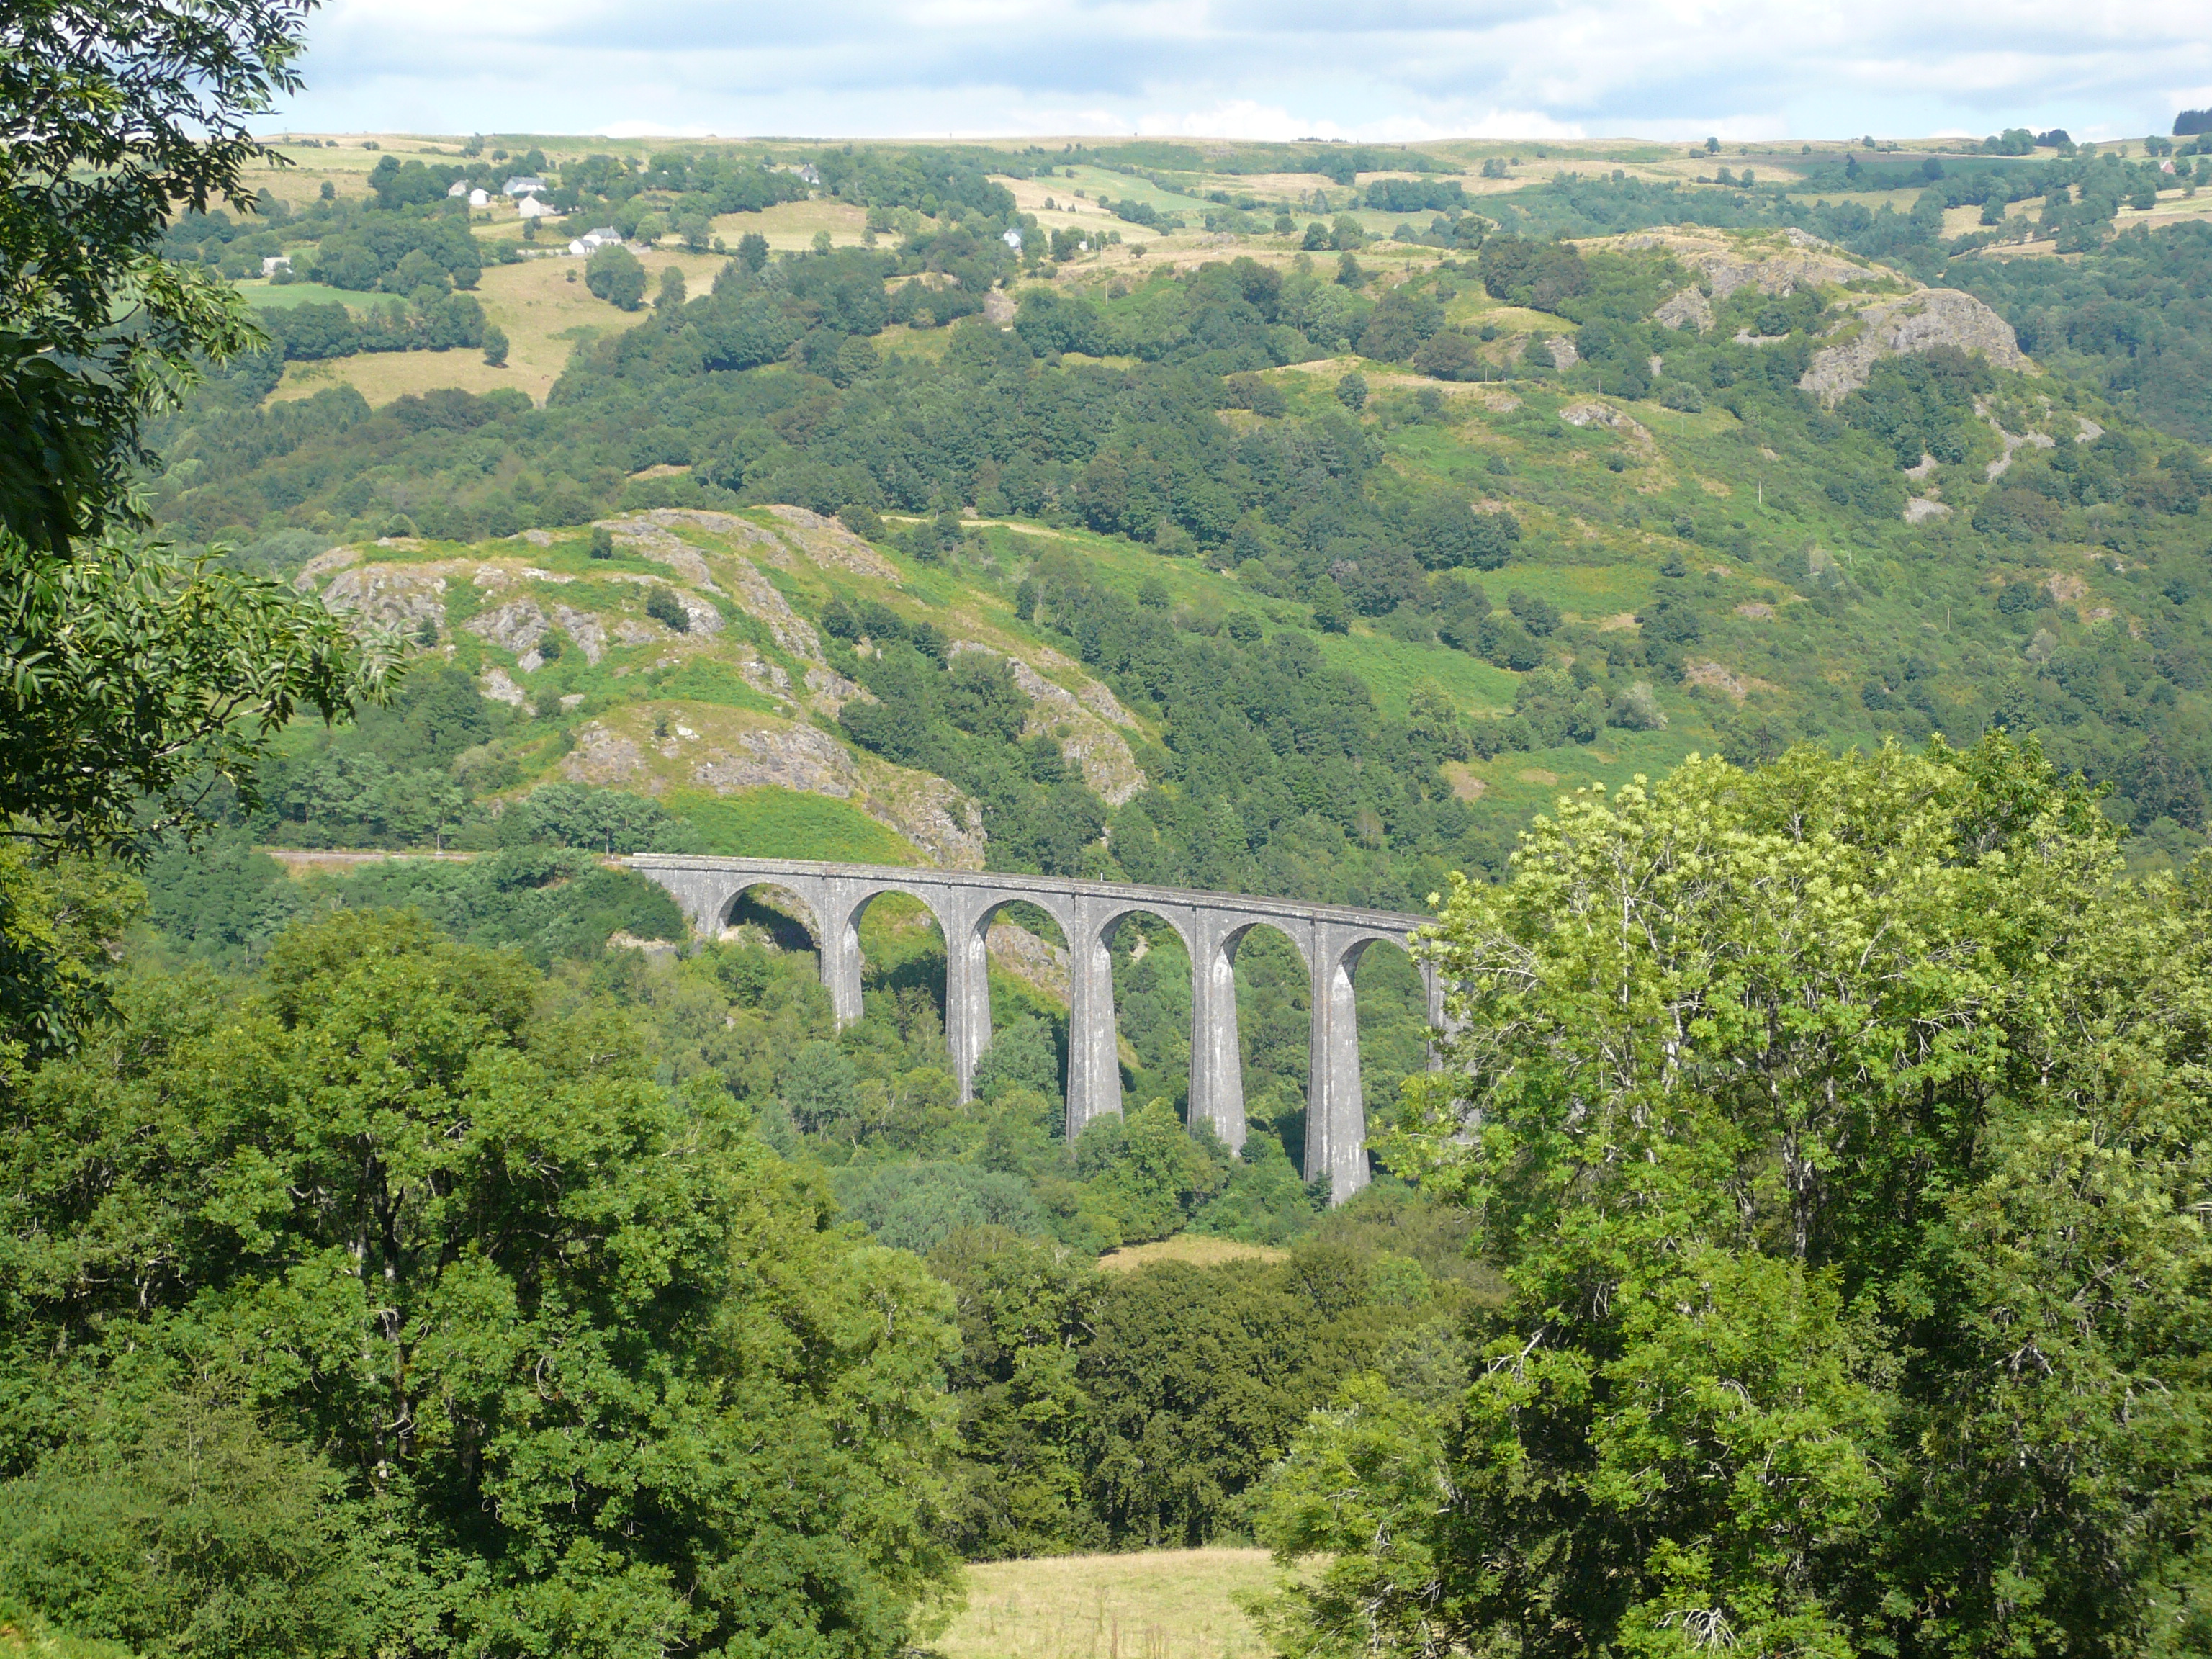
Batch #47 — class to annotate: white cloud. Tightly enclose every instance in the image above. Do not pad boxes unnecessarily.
[600,122,718,138]
[272,0,2212,143]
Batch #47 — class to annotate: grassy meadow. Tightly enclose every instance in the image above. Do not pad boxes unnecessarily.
[938,1549,1282,1659]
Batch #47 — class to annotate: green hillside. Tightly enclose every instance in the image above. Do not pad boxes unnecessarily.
[150,184,2212,902]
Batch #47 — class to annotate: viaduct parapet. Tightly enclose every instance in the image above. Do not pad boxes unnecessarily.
[624,855,1439,1205]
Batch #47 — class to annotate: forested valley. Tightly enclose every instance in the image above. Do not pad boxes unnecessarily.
[8,6,2212,1651]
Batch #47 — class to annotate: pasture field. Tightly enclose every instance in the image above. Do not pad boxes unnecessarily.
[938,1548,1283,1659]
[711,196,872,251]
[1096,1237,1290,1273]
[265,248,715,405]
[271,348,540,406]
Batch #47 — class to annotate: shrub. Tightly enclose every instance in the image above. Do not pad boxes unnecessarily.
[1609,679,1668,729]
[643,585,689,631]
[585,243,646,311]
[1412,330,1487,381]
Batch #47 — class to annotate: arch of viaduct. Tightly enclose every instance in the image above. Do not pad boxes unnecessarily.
[624,855,1439,1205]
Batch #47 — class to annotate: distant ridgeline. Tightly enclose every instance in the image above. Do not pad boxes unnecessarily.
[148,138,2212,890]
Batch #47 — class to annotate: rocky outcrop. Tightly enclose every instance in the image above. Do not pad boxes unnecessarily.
[686,721,862,799]
[988,920,1070,1002]
[629,508,796,565]
[318,563,450,632]
[1655,287,1714,331]
[552,605,608,665]
[804,665,872,716]
[596,517,721,590]
[765,505,903,582]
[297,545,361,583]
[1617,226,1876,300]
[1684,660,1773,703]
[950,642,1148,805]
[1799,289,2029,403]
[1022,642,1141,728]
[565,710,988,870]
[738,651,792,699]
[723,558,821,659]
[466,597,550,656]
[1559,401,1651,444]
[480,666,529,707]
[857,766,987,868]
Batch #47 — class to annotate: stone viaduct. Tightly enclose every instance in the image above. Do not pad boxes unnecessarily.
[624,855,1439,1205]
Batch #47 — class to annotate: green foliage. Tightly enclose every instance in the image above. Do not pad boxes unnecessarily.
[1074,1100,1227,1244]
[1951,222,2212,441]
[1191,1133,1319,1243]
[0,538,385,858]
[0,1391,364,1659]
[304,215,481,295]
[1262,735,2212,1657]
[0,0,306,551]
[833,1161,1048,1254]
[585,243,647,311]
[669,786,920,864]
[1479,235,1592,311]
[0,850,144,1076]
[0,909,963,1658]
[1082,1242,1423,1549]
[1841,343,1992,465]
[837,641,1110,876]
[145,837,688,968]
[929,1227,1103,1559]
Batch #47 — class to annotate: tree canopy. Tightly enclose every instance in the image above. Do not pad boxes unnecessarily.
[0,0,383,1005]
[1257,734,2212,1657]
[0,907,966,1657]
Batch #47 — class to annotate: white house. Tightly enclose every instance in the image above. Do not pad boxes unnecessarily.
[504,175,548,198]
[568,226,623,257]
[1002,228,1023,250]
[469,187,490,208]
[446,179,469,197]
[261,254,292,276]
[516,195,556,220]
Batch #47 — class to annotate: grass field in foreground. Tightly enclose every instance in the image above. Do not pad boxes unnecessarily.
[940,1548,1280,1659]
[1096,1236,1290,1274]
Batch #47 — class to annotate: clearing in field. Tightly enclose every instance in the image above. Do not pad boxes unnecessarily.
[938,1547,1280,1659]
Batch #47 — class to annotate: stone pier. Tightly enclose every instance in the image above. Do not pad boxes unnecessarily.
[625,855,1441,1205]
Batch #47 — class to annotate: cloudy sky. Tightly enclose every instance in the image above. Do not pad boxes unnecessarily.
[275,0,2212,145]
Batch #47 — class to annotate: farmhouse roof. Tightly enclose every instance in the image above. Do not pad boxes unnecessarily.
[504,176,548,197]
